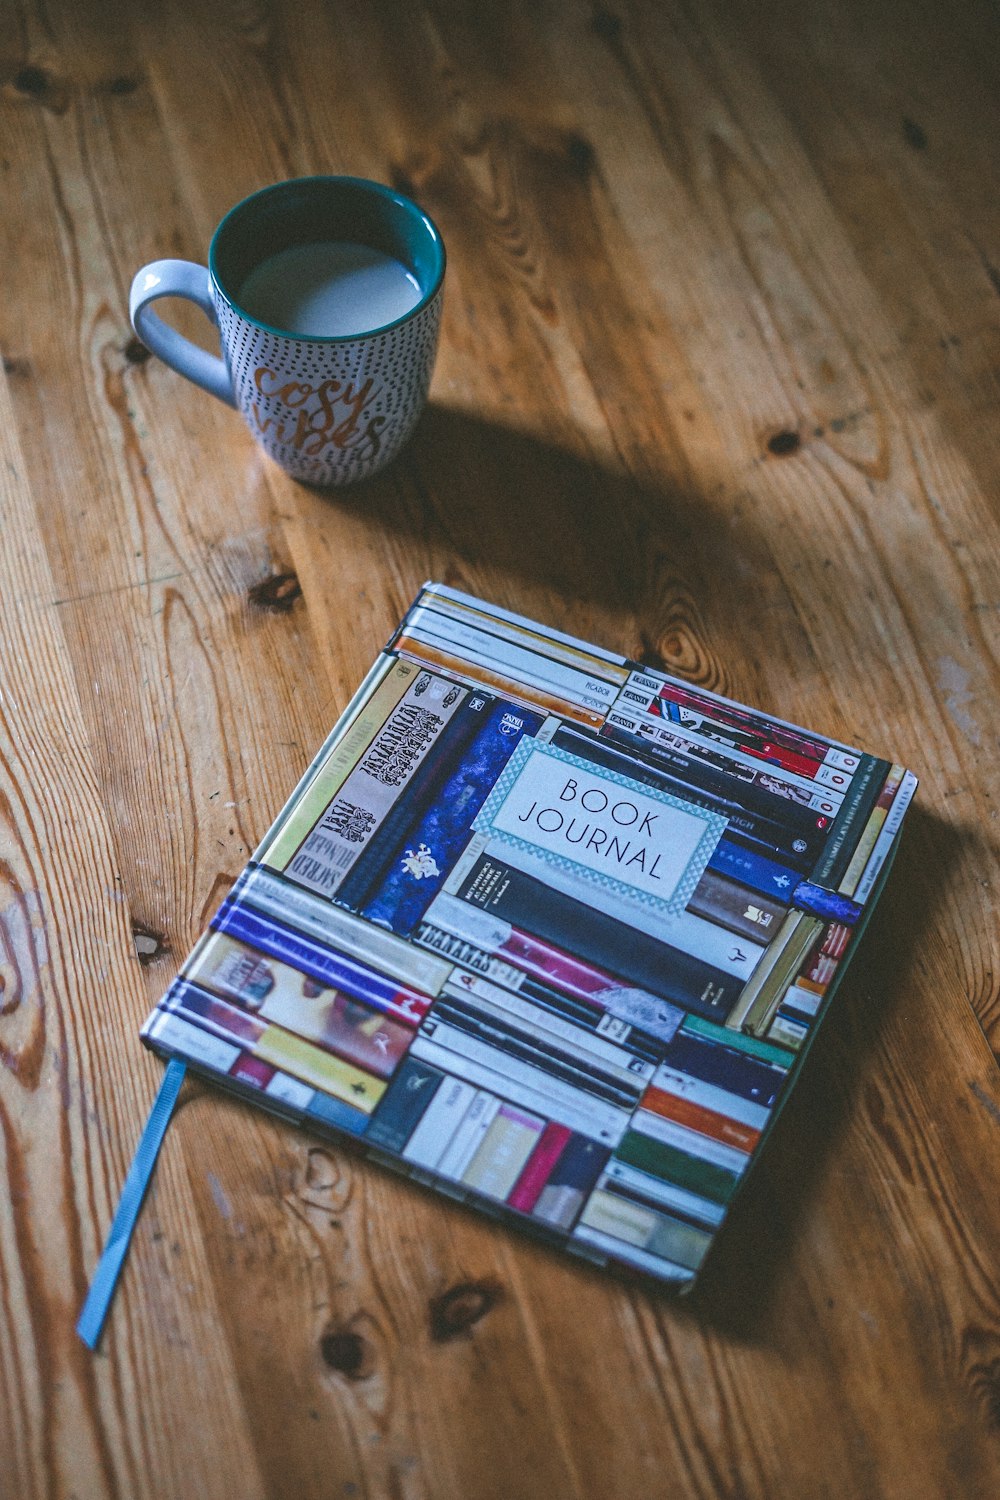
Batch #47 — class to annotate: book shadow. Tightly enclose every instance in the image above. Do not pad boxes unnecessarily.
[657,799,962,1346]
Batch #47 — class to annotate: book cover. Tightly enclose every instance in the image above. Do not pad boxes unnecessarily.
[139,582,916,1291]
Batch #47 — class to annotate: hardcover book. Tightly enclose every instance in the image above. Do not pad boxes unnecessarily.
[141,584,916,1288]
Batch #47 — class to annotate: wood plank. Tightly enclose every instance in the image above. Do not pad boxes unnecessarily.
[1,0,999,1495]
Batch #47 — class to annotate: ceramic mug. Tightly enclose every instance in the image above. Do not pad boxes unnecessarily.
[129,176,445,486]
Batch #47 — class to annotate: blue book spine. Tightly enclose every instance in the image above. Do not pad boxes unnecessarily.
[335,689,496,912]
[707,837,801,901]
[361,699,543,936]
[213,899,408,1016]
[365,1057,444,1152]
[790,881,863,926]
[663,1032,786,1109]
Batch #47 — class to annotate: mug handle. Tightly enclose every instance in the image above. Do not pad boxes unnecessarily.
[129,259,236,407]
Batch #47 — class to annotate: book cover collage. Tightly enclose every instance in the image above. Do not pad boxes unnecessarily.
[142,584,916,1286]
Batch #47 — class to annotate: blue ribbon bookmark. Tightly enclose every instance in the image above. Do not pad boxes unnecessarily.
[77,1058,187,1350]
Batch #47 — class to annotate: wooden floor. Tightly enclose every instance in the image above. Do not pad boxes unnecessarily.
[1,1,999,1495]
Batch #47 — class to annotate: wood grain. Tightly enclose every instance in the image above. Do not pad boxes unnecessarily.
[1,1,999,1496]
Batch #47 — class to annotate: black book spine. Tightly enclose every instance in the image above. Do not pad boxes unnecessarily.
[810,754,891,886]
[456,853,743,1024]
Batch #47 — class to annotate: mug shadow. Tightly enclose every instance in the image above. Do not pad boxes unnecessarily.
[314,401,779,672]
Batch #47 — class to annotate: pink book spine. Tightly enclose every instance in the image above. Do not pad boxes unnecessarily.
[499,927,613,1007]
[508,1122,573,1213]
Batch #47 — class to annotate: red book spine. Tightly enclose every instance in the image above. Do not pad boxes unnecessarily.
[508,1122,573,1212]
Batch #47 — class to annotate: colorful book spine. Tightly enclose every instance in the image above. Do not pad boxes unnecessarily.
[365,1056,445,1153]
[687,868,788,943]
[333,688,496,911]
[455,852,743,1023]
[508,1122,574,1213]
[810,753,893,886]
[183,931,414,1078]
[617,668,859,770]
[482,836,767,981]
[213,898,433,1026]
[360,698,543,936]
[707,837,802,900]
[402,1077,478,1170]
[663,1030,787,1109]
[436,1090,501,1180]
[283,670,467,897]
[234,863,452,1000]
[837,763,906,894]
[531,1134,609,1230]
[590,719,826,868]
[395,633,605,728]
[640,1082,761,1153]
[724,911,825,1037]
[852,769,918,904]
[262,658,420,869]
[462,1104,545,1199]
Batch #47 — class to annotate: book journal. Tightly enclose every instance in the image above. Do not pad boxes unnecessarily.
[141,583,917,1288]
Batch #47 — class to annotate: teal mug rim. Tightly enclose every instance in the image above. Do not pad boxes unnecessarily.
[207,175,446,344]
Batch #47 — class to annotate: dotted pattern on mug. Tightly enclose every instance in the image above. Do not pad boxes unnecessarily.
[214,290,443,486]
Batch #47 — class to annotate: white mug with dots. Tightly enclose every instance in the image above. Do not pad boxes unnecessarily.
[129,176,445,486]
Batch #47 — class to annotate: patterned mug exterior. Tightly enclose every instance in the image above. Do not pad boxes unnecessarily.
[129,177,445,487]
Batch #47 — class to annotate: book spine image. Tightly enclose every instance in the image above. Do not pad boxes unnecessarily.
[612,1128,740,1209]
[593,718,825,867]
[456,852,743,1023]
[639,1082,761,1153]
[707,837,802,901]
[334,689,495,912]
[183,931,415,1079]
[445,968,656,1084]
[422,904,685,1051]
[574,1185,713,1274]
[421,1004,642,1112]
[687,868,788,944]
[618,667,860,769]
[609,700,845,815]
[408,1030,630,1146]
[253,651,396,865]
[235,863,452,1000]
[603,1159,726,1230]
[213,898,432,1027]
[359,698,543,936]
[851,768,918,904]
[436,1089,501,1179]
[507,1122,574,1213]
[262,657,420,870]
[662,1030,787,1109]
[401,1077,478,1170]
[252,1026,387,1113]
[810,753,893,886]
[402,602,621,713]
[602,705,839,846]
[481,837,767,982]
[395,633,605,729]
[462,1104,545,1199]
[789,882,862,927]
[725,912,825,1037]
[414,582,629,674]
[365,1056,445,1153]
[650,1062,772,1132]
[144,1004,242,1074]
[531,1133,610,1230]
[837,762,905,894]
[283,670,468,898]
[679,1012,792,1069]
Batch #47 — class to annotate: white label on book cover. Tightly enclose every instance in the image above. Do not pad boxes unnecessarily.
[473,740,726,917]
